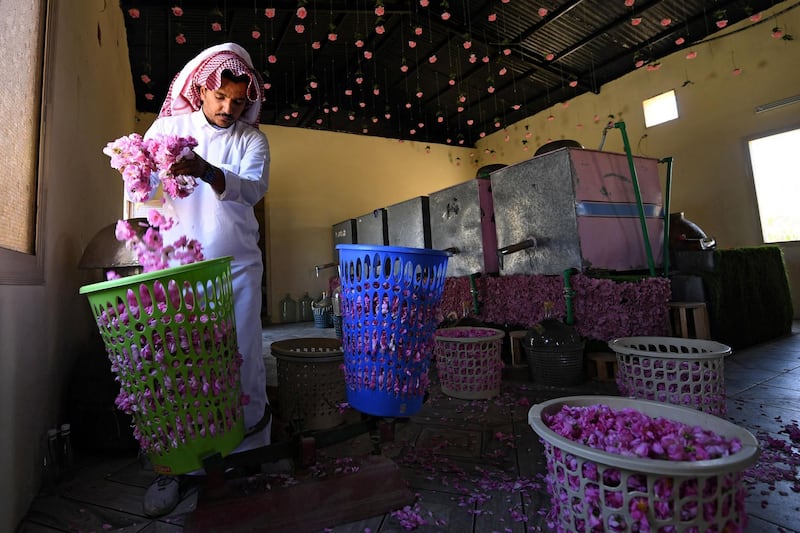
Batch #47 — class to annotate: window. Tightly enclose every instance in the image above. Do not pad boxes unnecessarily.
[643,90,679,128]
[748,127,800,243]
[0,0,49,283]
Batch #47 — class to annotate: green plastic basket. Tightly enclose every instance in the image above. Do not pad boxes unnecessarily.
[79,257,245,474]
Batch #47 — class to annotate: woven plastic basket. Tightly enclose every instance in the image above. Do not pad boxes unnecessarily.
[529,395,759,533]
[79,257,245,475]
[271,338,345,431]
[336,244,449,417]
[434,327,505,399]
[609,336,732,416]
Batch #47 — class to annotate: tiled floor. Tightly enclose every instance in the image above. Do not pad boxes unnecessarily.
[18,321,800,533]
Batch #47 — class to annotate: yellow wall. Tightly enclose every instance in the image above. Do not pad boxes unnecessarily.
[474,3,800,315]
[133,114,476,320]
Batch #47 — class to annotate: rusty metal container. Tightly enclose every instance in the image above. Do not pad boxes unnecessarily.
[386,196,431,249]
[429,177,498,277]
[491,147,663,275]
[355,209,389,246]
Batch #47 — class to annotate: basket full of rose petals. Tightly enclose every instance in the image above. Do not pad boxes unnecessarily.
[608,336,732,416]
[528,395,759,533]
[434,326,505,400]
[80,256,245,475]
[336,244,449,417]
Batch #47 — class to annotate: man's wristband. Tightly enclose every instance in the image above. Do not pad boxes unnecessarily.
[201,163,217,184]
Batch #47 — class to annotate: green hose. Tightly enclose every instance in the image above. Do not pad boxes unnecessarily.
[614,121,656,277]
[562,268,576,325]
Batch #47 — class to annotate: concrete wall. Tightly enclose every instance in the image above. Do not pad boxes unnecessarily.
[0,1,137,530]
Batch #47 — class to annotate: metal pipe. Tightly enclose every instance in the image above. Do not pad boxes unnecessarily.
[562,268,576,326]
[497,238,537,269]
[659,156,674,277]
[613,121,656,277]
[314,262,338,278]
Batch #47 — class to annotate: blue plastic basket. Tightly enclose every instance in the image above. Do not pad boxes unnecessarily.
[336,244,449,417]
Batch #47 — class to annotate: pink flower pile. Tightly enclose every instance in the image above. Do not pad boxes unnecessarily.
[103,132,199,202]
[438,273,671,342]
[93,275,244,456]
[542,404,747,532]
[108,210,204,277]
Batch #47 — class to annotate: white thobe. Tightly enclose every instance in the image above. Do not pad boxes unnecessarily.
[145,110,271,453]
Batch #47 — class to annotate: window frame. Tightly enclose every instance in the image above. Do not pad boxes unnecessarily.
[0,0,51,284]
[744,122,800,245]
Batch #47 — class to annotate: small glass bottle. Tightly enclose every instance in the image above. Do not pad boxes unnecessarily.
[59,423,75,479]
[298,292,314,322]
[43,428,60,492]
[279,293,297,323]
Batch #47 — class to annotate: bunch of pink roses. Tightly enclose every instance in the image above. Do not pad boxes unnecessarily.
[107,209,204,279]
[103,132,199,201]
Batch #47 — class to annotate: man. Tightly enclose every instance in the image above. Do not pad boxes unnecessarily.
[141,42,271,517]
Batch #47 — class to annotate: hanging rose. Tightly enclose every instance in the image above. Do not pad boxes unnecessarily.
[416,89,423,98]
[468,54,477,63]
[716,19,728,28]
[488,13,497,22]
[371,116,378,123]
[312,40,321,49]
[373,84,380,95]
[503,48,511,56]
[661,18,671,26]
[355,73,364,84]
[211,22,222,32]
[538,7,548,17]
[407,40,416,48]
[375,24,385,34]
[675,36,685,45]
[685,51,698,59]
[463,39,472,49]
[467,119,474,126]
[355,38,365,48]
[750,13,762,22]
[499,67,507,75]
[328,32,338,41]
[296,6,308,19]
[631,17,642,26]
[295,24,305,33]
[428,54,437,63]
[420,0,429,6]
[128,8,140,18]
[457,105,464,112]
[171,6,183,17]
[344,88,353,96]
[512,104,521,110]
[268,54,277,63]
[569,80,578,87]
[364,50,373,59]
[140,74,151,84]
[414,26,423,36]
[482,55,490,63]
[405,102,412,109]
[252,29,261,39]
[374,1,385,17]
[624,0,634,6]
[265,8,276,18]
[545,53,555,61]
[175,33,187,44]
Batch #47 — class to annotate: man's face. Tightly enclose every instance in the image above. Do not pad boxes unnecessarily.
[200,78,249,128]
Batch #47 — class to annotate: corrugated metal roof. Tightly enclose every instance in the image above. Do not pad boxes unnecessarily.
[121,0,784,146]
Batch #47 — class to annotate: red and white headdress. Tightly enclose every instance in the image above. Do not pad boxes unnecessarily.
[159,43,264,127]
